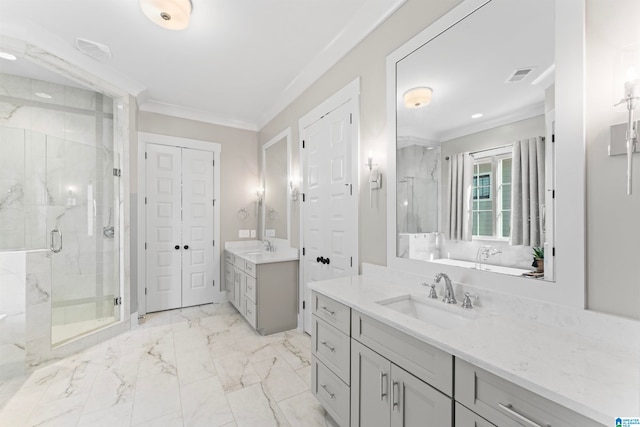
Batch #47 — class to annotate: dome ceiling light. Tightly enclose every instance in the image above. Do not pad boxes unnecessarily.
[403,87,433,108]
[140,0,193,30]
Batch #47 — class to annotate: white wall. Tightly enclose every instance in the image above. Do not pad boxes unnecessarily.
[585,0,640,319]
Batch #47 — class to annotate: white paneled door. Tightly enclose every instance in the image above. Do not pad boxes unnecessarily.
[302,100,358,333]
[146,143,215,313]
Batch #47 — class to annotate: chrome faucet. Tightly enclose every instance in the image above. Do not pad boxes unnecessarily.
[475,245,502,270]
[434,273,456,304]
[263,239,274,252]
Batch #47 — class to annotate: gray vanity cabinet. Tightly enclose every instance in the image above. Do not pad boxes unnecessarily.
[351,339,452,427]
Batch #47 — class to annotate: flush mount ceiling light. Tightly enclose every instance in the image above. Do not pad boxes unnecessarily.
[403,87,433,108]
[471,113,483,119]
[140,0,192,30]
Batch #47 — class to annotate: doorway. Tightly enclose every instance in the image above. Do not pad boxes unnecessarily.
[299,79,360,333]
[138,133,221,315]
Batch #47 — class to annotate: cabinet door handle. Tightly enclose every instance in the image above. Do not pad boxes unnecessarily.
[498,403,549,427]
[320,306,335,316]
[380,372,387,400]
[320,384,335,399]
[320,341,335,352]
[392,381,399,410]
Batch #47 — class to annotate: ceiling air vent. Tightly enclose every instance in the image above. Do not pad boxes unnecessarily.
[505,67,535,83]
[76,38,112,61]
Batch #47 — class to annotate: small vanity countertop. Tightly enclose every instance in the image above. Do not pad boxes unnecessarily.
[225,241,299,264]
[309,275,640,425]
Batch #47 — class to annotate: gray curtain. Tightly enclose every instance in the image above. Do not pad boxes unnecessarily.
[445,152,473,241]
[510,136,545,246]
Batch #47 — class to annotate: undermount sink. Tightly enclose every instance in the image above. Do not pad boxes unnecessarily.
[377,294,474,329]
[242,250,267,256]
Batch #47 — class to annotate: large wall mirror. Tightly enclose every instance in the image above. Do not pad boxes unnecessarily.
[261,128,292,242]
[387,0,586,307]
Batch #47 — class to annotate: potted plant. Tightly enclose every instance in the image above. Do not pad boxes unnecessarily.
[532,246,544,273]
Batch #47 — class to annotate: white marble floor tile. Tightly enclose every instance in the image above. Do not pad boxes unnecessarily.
[226,383,290,427]
[253,356,308,402]
[0,304,322,427]
[278,391,339,427]
[180,376,234,427]
[130,372,181,425]
[213,351,261,393]
[132,410,184,427]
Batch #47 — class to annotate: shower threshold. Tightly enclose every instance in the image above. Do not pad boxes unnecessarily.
[52,316,116,346]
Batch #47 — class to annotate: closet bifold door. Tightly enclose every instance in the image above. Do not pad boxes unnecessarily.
[145,143,182,312]
[181,148,215,307]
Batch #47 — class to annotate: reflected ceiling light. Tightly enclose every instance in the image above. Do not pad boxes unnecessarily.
[35,92,52,99]
[0,51,17,61]
[471,113,483,119]
[403,87,432,108]
[140,0,192,30]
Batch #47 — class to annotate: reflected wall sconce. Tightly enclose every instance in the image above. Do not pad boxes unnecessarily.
[403,87,433,108]
[365,152,382,208]
[256,187,263,206]
[140,0,192,30]
[290,180,299,201]
[610,44,640,195]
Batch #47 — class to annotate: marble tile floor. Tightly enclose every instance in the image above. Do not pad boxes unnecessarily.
[0,302,339,427]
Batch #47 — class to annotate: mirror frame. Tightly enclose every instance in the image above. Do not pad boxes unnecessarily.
[261,127,292,243]
[386,0,586,308]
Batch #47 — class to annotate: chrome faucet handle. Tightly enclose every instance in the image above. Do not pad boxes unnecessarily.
[422,282,438,299]
[461,292,473,309]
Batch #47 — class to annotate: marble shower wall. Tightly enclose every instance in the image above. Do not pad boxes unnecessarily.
[0,72,118,327]
[396,144,440,234]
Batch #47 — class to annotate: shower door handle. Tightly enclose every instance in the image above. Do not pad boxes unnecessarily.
[50,229,62,253]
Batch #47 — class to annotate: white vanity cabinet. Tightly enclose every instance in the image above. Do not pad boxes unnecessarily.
[454,359,603,427]
[224,250,298,335]
[350,312,452,427]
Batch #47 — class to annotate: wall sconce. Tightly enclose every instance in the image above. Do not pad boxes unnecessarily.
[290,180,299,201]
[610,44,640,195]
[365,152,382,208]
[140,0,192,30]
[403,87,433,108]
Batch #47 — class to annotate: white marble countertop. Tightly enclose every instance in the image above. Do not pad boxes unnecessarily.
[225,240,299,264]
[309,273,640,424]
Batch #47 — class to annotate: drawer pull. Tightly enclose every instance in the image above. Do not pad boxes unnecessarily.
[498,403,549,427]
[380,372,387,400]
[320,341,335,352]
[320,384,335,399]
[392,381,399,410]
[320,306,335,316]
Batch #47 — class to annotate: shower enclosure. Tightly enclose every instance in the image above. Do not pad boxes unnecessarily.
[0,69,122,367]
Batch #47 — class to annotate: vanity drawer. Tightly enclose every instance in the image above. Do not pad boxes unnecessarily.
[224,251,233,263]
[455,403,496,427]
[245,298,257,328]
[312,292,350,335]
[312,356,350,427]
[233,254,245,269]
[312,316,350,385]
[352,310,452,397]
[245,260,256,277]
[224,263,233,283]
[245,275,257,303]
[455,359,602,427]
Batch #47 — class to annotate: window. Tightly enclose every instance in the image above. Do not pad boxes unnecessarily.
[472,150,512,240]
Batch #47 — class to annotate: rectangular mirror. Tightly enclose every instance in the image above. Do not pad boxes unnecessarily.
[395,0,556,281]
[386,0,586,307]
[261,128,292,241]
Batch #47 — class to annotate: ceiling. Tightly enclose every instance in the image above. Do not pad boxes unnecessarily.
[396,0,555,143]
[0,0,405,131]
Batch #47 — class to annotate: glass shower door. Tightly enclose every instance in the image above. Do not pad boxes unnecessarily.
[48,127,120,345]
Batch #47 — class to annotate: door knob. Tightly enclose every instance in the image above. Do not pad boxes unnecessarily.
[317,257,321,263]
[184,245,189,250]
[175,245,180,250]
[325,257,330,265]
